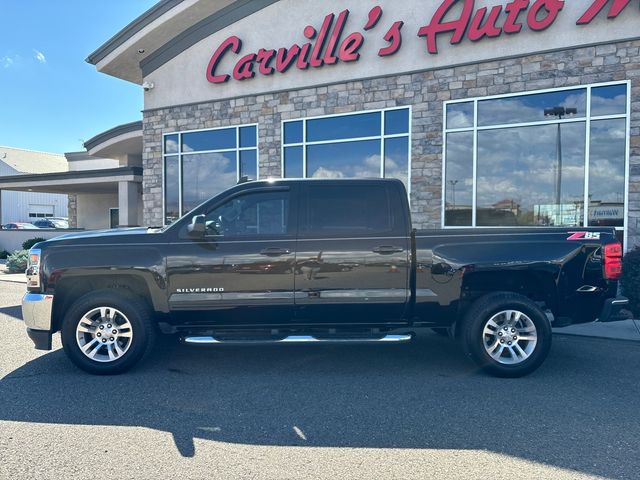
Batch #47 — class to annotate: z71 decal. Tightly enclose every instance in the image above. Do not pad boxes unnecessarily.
[567,232,601,241]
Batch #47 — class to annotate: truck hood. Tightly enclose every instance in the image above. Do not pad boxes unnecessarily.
[38,227,156,246]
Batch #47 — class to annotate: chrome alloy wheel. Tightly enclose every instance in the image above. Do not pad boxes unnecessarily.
[75,307,134,363]
[482,310,538,365]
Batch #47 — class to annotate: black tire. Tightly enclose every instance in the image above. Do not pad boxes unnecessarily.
[61,290,157,375]
[461,292,552,378]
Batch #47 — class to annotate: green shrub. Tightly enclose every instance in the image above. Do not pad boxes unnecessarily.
[22,237,46,251]
[6,250,28,273]
[621,248,640,318]
[0,250,9,260]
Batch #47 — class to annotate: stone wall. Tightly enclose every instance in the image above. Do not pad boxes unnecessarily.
[67,194,77,229]
[143,39,640,244]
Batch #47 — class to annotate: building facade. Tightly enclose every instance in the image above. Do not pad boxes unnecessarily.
[88,0,640,246]
[0,147,69,224]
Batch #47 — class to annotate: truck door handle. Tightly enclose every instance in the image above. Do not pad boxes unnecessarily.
[372,246,404,255]
[260,248,291,257]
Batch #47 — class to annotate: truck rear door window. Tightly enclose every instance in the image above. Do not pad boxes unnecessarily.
[301,185,399,237]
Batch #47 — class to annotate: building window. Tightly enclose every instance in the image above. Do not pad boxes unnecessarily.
[162,124,259,225]
[110,208,119,229]
[282,108,411,192]
[443,82,629,230]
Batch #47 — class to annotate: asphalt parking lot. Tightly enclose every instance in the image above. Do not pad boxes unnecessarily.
[1,279,639,480]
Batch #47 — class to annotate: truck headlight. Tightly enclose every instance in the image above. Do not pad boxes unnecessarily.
[26,248,42,290]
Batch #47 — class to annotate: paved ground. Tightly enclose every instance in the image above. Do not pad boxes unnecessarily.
[1,280,640,479]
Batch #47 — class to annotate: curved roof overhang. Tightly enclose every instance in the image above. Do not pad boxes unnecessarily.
[86,0,278,84]
[84,121,143,159]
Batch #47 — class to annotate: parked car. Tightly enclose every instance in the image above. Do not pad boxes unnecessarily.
[32,218,69,229]
[2,222,38,230]
[21,179,630,377]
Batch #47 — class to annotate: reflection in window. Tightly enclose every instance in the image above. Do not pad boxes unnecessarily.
[307,112,380,142]
[445,132,473,226]
[307,140,380,179]
[205,191,289,237]
[164,156,180,225]
[240,150,258,181]
[478,89,586,126]
[182,128,236,152]
[283,108,411,191]
[183,152,237,213]
[477,123,585,227]
[446,102,474,129]
[284,121,303,144]
[591,85,627,117]
[589,119,626,227]
[444,83,629,229]
[385,137,410,190]
[163,125,258,224]
[284,146,303,178]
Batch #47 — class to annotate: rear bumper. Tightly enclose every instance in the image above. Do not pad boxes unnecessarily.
[598,297,632,323]
[22,293,54,351]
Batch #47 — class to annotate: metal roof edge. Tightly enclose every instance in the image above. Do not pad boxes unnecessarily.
[83,121,143,152]
[86,0,185,65]
[140,0,279,77]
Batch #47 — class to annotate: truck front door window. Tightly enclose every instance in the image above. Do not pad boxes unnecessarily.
[205,191,289,237]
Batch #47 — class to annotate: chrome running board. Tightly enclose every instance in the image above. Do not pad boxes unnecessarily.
[182,334,414,346]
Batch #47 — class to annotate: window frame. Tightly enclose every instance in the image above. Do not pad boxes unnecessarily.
[162,123,259,225]
[280,107,412,196]
[442,80,631,246]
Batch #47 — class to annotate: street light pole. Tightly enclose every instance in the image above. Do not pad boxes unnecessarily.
[449,180,459,209]
[544,106,577,225]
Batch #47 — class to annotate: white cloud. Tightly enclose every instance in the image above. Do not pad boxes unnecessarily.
[311,167,345,179]
[33,50,46,64]
[2,55,15,68]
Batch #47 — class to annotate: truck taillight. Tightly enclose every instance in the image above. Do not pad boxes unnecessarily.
[603,243,623,280]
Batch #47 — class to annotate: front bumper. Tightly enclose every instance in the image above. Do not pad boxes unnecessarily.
[22,293,54,351]
[598,296,632,323]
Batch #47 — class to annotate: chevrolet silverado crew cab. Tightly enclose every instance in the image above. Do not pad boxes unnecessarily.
[21,179,630,377]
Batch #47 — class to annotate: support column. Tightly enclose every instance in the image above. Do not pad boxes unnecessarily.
[118,181,141,228]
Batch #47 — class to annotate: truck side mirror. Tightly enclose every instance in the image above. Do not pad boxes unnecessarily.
[187,215,206,236]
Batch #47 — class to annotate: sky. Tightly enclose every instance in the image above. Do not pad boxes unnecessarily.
[0,0,157,154]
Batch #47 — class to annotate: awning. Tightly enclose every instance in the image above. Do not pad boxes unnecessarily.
[0,167,142,194]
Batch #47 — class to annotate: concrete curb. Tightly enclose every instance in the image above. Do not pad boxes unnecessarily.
[553,320,640,342]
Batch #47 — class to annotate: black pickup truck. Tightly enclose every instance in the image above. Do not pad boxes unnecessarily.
[22,179,629,377]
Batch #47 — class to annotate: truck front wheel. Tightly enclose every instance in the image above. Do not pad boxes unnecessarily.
[61,290,156,375]
[461,292,552,378]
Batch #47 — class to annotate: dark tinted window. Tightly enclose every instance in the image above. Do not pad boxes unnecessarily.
[204,191,289,237]
[301,184,400,237]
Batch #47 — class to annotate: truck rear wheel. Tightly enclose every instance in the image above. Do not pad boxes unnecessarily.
[61,290,156,375]
[461,292,552,378]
